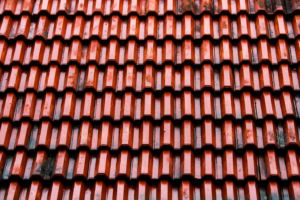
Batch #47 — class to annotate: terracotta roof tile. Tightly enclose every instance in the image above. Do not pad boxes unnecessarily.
[1,0,300,198]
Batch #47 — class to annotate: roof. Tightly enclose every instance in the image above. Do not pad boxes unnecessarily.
[0,0,300,199]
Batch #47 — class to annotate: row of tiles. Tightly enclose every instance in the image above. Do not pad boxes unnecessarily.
[0,39,299,66]
[0,0,299,16]
[0,90,299,122]
[0,118,299,151]
[0,149,300,181]
[2,180,299,200]
[1,14,300,41]
[1,64,300,93]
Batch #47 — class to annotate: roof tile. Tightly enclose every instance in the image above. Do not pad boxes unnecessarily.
[0,0,300,197]
[5,181,21,200]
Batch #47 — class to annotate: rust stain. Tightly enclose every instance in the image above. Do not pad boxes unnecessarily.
[146,74,153,83]
[147,48,153,58]
[131,24,136,32]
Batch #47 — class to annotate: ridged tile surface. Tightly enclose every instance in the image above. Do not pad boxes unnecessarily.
[0,0,300,199]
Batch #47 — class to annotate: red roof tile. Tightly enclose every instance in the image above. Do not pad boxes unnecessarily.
[1,0,300,199]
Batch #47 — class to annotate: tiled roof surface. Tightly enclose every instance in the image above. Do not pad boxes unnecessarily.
[1,0,300,199]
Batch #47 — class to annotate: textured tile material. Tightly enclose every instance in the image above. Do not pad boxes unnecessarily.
[0,0,300,199]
